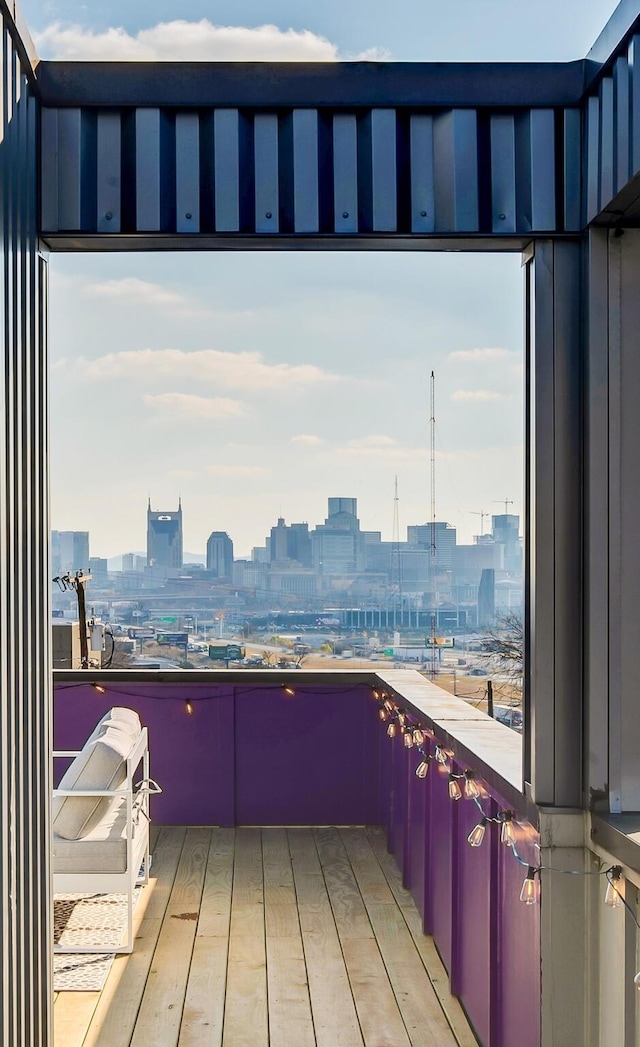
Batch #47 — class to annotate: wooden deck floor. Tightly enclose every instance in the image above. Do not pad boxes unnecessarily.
[54,826,477,1047]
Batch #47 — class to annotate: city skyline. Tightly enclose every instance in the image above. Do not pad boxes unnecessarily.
[39,0,613,558]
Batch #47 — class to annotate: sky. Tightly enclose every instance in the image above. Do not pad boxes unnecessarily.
[26,0,622,559]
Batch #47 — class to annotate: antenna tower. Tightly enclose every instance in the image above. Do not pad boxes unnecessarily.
[390,476,403,625]
[429,371,437,678]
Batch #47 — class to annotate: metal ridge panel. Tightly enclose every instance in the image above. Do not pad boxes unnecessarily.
[36,60,587,109]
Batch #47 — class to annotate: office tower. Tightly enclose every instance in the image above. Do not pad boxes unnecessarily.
[206,531,234,580]
[310,497,364,575]
[478,568,496,627]
[147,499,183,569]
[51,530,89,576]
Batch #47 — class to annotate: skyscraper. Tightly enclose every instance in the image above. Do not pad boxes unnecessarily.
[51,531,89,576]
[147,500,183,569]
[206,531,234,580]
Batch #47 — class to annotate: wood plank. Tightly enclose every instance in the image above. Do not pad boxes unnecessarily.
[262,828,300,938]
[223,828,268,1047]
[129,827,210,1047]
[196,827,234,938]
[367,828,477,1047]
[314,827,374,940]
[178,935,229,1047]
[342,938,413,1047]
[266,935,315,1047]
[361,901,458,1047]
[290,829,363,1047]
[53,992,100,1047]
[341,828,397,905]
[81,826,187,1047]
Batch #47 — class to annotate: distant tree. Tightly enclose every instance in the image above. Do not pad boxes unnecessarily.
[480,611,523,685]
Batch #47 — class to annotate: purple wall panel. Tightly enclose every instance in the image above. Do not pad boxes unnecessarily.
[405,750,428,918]
[234,686,380,825]
[54,683,236,825]
[454,793,493,1046]
[390,733,408,869]
[497,829,541,1047]
[426,761,454,968]
[54,681,380,828]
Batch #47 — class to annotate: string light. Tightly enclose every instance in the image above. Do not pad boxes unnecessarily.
[520,867,540,905]
[404,731,414,749]
[415,758,430,779]
[604,867,623,908]
[281,684,296,697]
[387,723,396,738]
[448,774,463,801]
[467,818,488,847]
[500,812,516,848]
[184,700,194,716]
[434,745,448,766]
[412,728,425,746]
[91,683,106,694]
[463,771,481,800]
[379,708,388,721]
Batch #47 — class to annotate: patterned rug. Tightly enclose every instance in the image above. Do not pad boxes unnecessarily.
[53,890,141,991]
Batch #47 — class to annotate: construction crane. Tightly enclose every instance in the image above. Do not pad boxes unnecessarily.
[470,510,489,536]
[493,498,514,515]
[429,371,437,679]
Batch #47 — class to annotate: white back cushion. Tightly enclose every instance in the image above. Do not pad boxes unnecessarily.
[53,726,133,841]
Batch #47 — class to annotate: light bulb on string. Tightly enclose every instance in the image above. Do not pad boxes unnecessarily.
[384,699,394,712]
[463,772,480,800]
[91,683,106,694]
[500,812,516,848]
[379,708,388,721]
[605,867,624,908]
[281,684,296,697]
[404,731,414,749]
[387,723,396,738]
[519,867,540,905]
[435,745,448,765]
[413,728,425,746]
[415,758,430,779]
[448,775,462,801]
[467,818,488,847]
[185,700,194,716]
[397,712,406,727]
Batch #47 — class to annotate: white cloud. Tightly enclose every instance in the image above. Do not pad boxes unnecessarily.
[448,348,513,362]
[35,20,365,61]
[143,393,245,419]
[80,348,341,392]
[206,464,271,477]
[346,434,398,449]
[86,278,188,310]
[451,389,509,402]
[291,434,326,446]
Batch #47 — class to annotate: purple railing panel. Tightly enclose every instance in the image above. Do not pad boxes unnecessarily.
[54,682,236,825]
[405,749,428,916]
[234,685,380,825]
[497,826,541,1047]
[54,680,380,827]
[454,789,493,1045]
[390,732,408,871]
[426,760,454,968]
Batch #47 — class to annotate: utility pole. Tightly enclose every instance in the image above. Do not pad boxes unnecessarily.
[52,569,93,668]
[493,498,514,515]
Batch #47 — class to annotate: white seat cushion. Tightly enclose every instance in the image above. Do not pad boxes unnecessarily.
[86,707,141,744]
[53,726,133,841]
[53,797,130,874]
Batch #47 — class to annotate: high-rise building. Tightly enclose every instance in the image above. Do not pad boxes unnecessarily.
[88,556,108,584]
[491,514,522,576]
[311,497,364,576]
[206,531,234,580]
[147,500,183,569]
[51,530,89,576]
[478,568,496,626]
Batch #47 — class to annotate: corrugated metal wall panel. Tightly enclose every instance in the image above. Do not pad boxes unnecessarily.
[39,103,584,239]
[0,10,50,1047]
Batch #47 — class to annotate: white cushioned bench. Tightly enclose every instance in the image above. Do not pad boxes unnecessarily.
[53,707,160,954]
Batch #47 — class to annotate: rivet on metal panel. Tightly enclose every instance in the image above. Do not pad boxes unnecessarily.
[499,213,506,220]
[185,212,192,219]
[421,210,427,217]
[265,211,272,219]
[105,212,113,220]
[342,211,349,218]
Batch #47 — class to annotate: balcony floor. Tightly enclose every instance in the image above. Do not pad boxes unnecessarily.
[54,825,477,1047]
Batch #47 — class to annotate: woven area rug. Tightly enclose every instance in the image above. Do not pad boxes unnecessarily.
[53,890,141,991]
